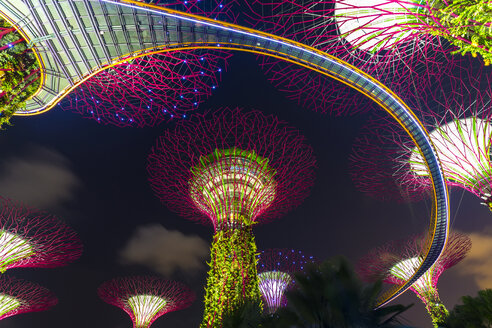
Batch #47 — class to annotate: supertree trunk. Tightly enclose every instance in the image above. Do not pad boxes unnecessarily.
[201,226,262,328]
[421,289,449,327]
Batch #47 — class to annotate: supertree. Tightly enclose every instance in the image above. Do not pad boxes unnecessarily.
[257,249,314,313]
[349,113,431,203]
[0,275,57,321]
[97,276,195,328]
[349,62,492,209]
[333,0,491,64]
[58,0,236,127]
[0,17,40,127]
[0,197,83,273]
[147,108,316,327]
[237,0,490,115]
[358,232,472,327]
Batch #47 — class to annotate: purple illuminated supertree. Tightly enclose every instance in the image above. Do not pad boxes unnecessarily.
[257,249,314,313]
[350,62,492,209]
[147,108,316,327]
[358,232,472,327]
[0,197,83,273]
[0,275,57,321]
[237,0,490,115]
[59,0,236,127]
[98,276,195,328]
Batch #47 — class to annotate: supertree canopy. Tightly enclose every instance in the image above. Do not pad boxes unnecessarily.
[238,0,489,115]
[0,197,83,273]
[98,276,195,328]
[243,0,491,67]
[350,64,492,209]
[334,0,492,64]
[349,113,432,203]
[257,249,314,313]
[147,108,316,327]
[58,0,235,127]
[0,275,57,321]
[407,116,492,208]
[0,17,41,128]
[358,232,472,327]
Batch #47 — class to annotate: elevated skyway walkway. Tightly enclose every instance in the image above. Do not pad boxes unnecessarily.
[0,0,449,306]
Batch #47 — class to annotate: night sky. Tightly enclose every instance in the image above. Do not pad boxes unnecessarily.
[1,52,491,328]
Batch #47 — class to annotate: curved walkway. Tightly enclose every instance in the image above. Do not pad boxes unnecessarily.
[0,0,449,306]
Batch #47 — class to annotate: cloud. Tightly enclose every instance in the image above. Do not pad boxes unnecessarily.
[455,227,492,289]
[119,224,209,277]
[0,146,80,209]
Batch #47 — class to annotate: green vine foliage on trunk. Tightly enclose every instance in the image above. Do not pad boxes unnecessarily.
[0,18,41,128]
[429,0,492,65]
[425,297,449,327]
[200,227,262,328]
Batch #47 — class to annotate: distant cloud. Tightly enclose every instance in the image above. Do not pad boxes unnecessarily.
[0,146,80,209]
[119,224,209,277]
[456,227,492,289]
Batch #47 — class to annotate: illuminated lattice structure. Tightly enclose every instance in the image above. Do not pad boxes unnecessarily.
[358,232,471,327]
[350,66,492,209]
[98,276,195,328]
[0,197,83,273]
[349,113,430,203]
[147,108,316,327]
[59,0,235,127]
[408,115,492,207]
[257,249,314,313]
[239,0,490,114]
[333,0,492,63]
[0,275,57,321]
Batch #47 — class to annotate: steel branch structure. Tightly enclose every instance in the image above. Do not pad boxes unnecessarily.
[147,108,316,227]
[408,115,492,209]
[1,0,451,307]
[350,114,431,203]
[240,0,461,70]
[257,249,314,313]
[148,108,316,327]
[351,66,492,210]
[0,275,57,321]
[98,276,195,328]
[58,0,234,127]
[358,232,471,327]
[0,197,83,273]
[60,50,230,126]
[238,0,466,114]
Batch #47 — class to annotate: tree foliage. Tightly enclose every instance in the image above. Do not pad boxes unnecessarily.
[0,18,40,128]
[201,227,262,328]
[222,257,412,328]
[442,289,492,328]
[431,0,492,65]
